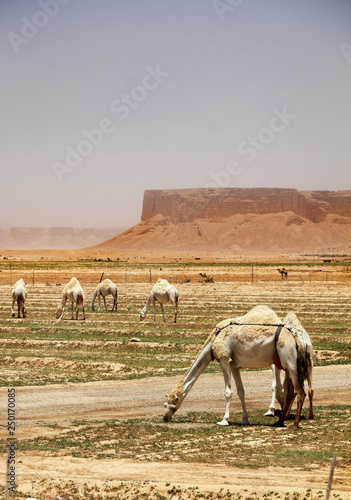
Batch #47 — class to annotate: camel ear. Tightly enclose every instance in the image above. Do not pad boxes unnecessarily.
[165,394,168,398]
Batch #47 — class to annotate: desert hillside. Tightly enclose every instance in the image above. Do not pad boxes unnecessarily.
[93,188,351,254]
[0,227,126,250]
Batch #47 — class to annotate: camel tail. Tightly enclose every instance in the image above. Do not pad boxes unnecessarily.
[295,337,311,390]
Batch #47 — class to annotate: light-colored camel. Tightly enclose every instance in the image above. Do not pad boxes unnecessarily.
[140,279,179,323]
[11,278,27,318]
[265,311,314,420]
[91,279,118,312]
[163,305,313,429]
[56,277,85,321]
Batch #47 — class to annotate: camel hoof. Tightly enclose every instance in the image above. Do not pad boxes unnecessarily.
[217,419,229,426]
[265,409,275,417]
[11,313,15,318]
[273,420,285,427]
[287,423,299,430]
[238,419,250,426]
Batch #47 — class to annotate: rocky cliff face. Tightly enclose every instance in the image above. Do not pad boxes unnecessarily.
[95,188,351,254]
[141,188,351,224]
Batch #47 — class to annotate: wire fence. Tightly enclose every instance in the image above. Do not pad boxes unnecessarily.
[0,265,350,287]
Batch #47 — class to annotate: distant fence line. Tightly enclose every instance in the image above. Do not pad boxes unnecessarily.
[0,266,350,287]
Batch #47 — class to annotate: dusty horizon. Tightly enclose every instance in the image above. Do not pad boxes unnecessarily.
[1,1,351,229]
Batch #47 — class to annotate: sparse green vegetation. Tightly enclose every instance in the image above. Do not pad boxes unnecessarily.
[0,260,350,499]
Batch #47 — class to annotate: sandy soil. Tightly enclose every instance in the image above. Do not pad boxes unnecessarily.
[1,365,351,497]
[0,248,333,263]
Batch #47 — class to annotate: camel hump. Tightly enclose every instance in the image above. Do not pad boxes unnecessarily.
[284,311,303,330]
[155,278,170,287]
[236,305,281,325]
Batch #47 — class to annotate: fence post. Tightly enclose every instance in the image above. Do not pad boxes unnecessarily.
[325,456,337,500]
[10,262,12,286]
[251,266,254,284]
[33,268,34,286]
[149,268,152,284]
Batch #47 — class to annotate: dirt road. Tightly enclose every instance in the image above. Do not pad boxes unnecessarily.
[1,365,350,427]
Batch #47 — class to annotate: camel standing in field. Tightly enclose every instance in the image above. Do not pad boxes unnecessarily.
[91,279,118,312]
[277,268,288,280]
[265,312,314,420]
[11,278,27,318]
[56,277,85,321]
[163,305,313,429]
[140,278,179,323]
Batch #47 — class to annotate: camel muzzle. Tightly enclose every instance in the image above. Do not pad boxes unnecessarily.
[163,411,173,422]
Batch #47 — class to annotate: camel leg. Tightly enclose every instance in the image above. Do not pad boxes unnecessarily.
[20,299,26,318]
[266,365,279,416]
[288,372,305,429]
[275,373,295,427]
[276,369,285,409]
[232,367,250,425]
[17,299,21,318]
[160,304,166,322]
[82,305,86,320]
[266,366,285,416]
[114,292,118,311]
[174,298,178,323]
[217,357,233,426]
[71,302,74,320]
[103,296,107,312]
[98,294,101,312]
[11,298,16,317]
[308,383,314,420]
[307,364,314,420]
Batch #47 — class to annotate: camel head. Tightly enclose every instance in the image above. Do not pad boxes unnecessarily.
[56,307,63,319]
[139,310,146,321]
[163,392,182,422]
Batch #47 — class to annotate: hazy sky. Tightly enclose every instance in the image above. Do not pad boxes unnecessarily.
[1,0,351,228]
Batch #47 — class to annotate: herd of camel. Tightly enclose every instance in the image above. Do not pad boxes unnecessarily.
[10,275,313,429]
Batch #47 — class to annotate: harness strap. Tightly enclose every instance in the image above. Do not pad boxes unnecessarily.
[274,324,283,343]
[210,321,285,363]
[213,321,284,337]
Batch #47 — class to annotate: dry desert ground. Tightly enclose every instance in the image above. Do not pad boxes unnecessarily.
[0,252,350,499]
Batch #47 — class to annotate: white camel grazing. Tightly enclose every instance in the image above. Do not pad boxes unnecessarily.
[265,311,314,420]
[140,279,179,323]
[91,279,118,312]
[56,277,85,321]
[163,305,313,429]
[11,278,27,318]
